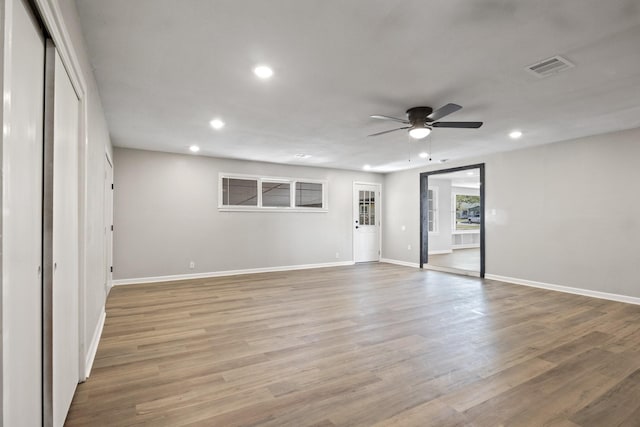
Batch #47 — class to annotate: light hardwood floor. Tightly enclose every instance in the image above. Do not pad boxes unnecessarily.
[429,248,480,272]
[66,263,640,426]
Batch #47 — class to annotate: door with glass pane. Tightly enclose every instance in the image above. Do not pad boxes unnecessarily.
[353,183,381,262]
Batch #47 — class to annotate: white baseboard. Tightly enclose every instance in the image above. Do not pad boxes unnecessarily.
[452,244,480,250]
[381,258,481,278]
[112,260,356,286]
[428,250,453,255]
[485,274,640,306]
[424,264,481,277]
[380,258,420,268]
[85,309,106,378]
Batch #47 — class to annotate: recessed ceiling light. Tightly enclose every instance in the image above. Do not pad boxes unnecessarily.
[253,65,274,79]
[189,145,200,153]
[294,153,311,159]
[363,164,371,171]
[418,152,429,159]
[509,130,523,139]
[210,119,225,130]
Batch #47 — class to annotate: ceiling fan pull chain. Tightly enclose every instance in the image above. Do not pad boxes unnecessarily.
[429,133,433,162]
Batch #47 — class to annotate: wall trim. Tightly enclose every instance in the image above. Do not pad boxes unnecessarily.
[451,244,480,250]
[380,258,420,269]
[112,261,356,286]
[84,309,105,379]
[34,0,87,96]
[381,258,481,278]
[485,274,640,306]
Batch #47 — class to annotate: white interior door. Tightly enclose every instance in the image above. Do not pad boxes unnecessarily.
[104,154,113,293]
[1,0,45,425]
[51,49,80,427]
[353,183,380,263]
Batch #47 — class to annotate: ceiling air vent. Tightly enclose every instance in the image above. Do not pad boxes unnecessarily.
[525,55,574,78]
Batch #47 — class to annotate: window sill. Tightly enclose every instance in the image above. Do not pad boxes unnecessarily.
[218,206,328,213]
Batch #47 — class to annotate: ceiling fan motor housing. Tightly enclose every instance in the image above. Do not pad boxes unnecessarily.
[406,106,433,126]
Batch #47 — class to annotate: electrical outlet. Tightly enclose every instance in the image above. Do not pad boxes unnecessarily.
[335,252,340,259]
[407,245,412,250]
[189,261,195,269]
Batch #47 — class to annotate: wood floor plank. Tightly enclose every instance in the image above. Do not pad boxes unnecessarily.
[440,357,556,412]
[65,263,640,426]
[569,368,640,427]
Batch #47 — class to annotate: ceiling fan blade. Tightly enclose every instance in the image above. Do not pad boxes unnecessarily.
[432,121,483,128]
[370,115,410,124]
[367,126,410,137]
[427,103,462,121]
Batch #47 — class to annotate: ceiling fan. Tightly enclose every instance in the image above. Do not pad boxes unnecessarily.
[369,103,482,139]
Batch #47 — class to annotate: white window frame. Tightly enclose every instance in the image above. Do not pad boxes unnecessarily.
[218,172,328,212]
[427,186,439,234]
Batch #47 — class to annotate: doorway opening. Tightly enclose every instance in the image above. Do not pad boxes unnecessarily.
[420,164,485,277]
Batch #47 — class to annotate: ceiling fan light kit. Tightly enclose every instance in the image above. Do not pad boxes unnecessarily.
[369,103,483,138]
[408,125,431,139]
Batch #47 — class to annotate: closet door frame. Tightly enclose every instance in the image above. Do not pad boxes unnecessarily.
[33,0,90,389]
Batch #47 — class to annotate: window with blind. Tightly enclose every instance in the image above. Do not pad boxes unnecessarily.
[219,173,327,211]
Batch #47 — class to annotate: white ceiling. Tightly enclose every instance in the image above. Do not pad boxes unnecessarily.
[75,0,640,172]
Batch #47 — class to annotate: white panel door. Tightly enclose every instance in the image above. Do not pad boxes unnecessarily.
[353,183,380,263]
[51,50,80,427]
[1,0,45,425]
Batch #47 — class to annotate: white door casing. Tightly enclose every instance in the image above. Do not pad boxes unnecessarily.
[104,154,113,293]
[1,0,45,424]
[353,183,381,263]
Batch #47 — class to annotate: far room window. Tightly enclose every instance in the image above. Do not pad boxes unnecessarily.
[222,177,258,206]
[453,193,481,232]
[428,187,438,232]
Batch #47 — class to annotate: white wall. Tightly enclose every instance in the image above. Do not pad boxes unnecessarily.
[428,178,452,253]
[113,148,383,280]
[383,127,640,299]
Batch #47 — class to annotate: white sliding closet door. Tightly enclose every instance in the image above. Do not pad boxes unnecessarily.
[1,0,45,425]
[50,49,80,427]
